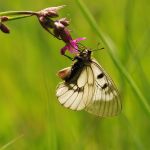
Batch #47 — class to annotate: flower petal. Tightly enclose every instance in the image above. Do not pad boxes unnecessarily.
[60,37,87,55]
[73,37,86,42]
[60,28,72,43]
[61,45,68,55]
[67,44,78,54]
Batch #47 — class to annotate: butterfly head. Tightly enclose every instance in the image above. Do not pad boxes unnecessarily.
[76,49,92,62]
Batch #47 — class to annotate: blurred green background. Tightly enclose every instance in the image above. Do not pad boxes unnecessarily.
[0,0,150,149]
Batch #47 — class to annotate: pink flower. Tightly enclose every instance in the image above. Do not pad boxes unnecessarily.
[58,28,86,55]
[61,37,86,55]
[40,16,86,55]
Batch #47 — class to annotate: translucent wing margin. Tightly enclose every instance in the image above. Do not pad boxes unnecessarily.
[56,66,95,111]
[85,59,122,117]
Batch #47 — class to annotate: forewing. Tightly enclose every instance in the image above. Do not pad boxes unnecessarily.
[85,59,122,117]
[56,66,95,111]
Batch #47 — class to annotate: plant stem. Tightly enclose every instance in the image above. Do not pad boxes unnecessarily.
[0,11,37,16]
[0,11,38,22]
[5,15,34,21]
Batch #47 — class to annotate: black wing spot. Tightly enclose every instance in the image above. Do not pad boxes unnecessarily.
[102,83,108,89]
[78,87,84,92]
[97,73,104,79]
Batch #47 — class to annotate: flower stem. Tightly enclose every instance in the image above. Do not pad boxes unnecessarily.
[0,11,37,16]
[5,15,33,21]
[0,11,38,22]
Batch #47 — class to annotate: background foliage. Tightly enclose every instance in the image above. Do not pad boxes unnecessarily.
[0,0,150,149]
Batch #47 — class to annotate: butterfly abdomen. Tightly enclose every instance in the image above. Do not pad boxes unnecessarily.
[65,61,85,83]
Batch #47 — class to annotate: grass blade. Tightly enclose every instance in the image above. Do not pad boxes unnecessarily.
[75,0,150,116]
[0,134,24,150]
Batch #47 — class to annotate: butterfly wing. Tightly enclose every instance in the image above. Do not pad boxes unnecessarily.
[56,65,95,111]
[56,57,121,117]
[85,59,122,117]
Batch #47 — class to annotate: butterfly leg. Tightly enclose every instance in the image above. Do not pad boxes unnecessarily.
[64,54,73,61]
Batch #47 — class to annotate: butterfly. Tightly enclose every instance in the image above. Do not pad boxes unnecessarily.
[56,49,121,117]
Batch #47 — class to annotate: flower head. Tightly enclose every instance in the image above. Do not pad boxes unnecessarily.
[0,6,86,55]
[53,21,86,55]
[34,6,86,55]
[58,28,86,55]
[37,6,66,32]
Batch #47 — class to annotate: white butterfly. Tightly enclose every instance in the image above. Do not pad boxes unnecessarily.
[56,49,121,117]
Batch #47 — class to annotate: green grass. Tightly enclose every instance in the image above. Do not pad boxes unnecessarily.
[76,0,150,116]
[0,0,150,149]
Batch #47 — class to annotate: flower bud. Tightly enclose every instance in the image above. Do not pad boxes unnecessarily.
[0,23,10,33]
[54,21,65,30]
[53,29,60,38]
[59,18,69,27]
[45,10,58,18]
[39,5,65,18]
[38,15,54,29]
[1,16,9,22]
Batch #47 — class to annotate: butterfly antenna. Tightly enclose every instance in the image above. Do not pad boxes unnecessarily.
[92,47,104,52]
[91,42,104,52]
[77,43,87,51]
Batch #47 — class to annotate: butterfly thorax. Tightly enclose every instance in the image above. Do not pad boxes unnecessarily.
[64,49,92,83]
[73,49,92,65]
